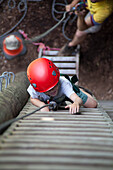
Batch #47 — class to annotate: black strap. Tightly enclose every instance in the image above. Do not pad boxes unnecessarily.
[60,74,80,93]
[60,74,78,84]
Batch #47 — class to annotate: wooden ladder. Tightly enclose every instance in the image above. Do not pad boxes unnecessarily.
[38,46,80,80]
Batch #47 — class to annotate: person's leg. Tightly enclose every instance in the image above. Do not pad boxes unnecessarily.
[69,12,102,47]
[58,12,102,56]
[68,29,87,47]
[57,29,87,56]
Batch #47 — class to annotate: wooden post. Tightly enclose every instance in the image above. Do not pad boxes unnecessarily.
[0,72,30,124]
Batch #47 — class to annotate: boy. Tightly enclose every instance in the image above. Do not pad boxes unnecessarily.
[27,58,97,114]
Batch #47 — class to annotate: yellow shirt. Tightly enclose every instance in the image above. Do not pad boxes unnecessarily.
[86,0,113,24]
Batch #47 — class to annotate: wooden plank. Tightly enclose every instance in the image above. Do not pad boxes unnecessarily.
[22,116,106,121]
[44,50,59,56]
[1,149,113,158]
[14,126,112,132]
[2,137,113,146]
[3,135,113,142]
[53,63,76,68]
[79,108,102,111]
[19,119,110,124]
[59,69,76,75]
[18,114,105,118]
[11,131,113,137]
[0,164,113,170]
[1,143,113,151]
[16,122,111,128]
[0,156,113,166]
[23,110,103,115]
[42,56,76,62]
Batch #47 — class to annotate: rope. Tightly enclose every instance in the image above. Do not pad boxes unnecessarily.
[0,0,27,38]
[62,14,77,41]
[1,0,79,48]
[24,10,69,43]
[52,0,77,40]
[8,0,16,9]
[0,0,43,38]
[0,0,77,43]
[52,2,66,22]
[0,102,56,134]
[19,30,60,53]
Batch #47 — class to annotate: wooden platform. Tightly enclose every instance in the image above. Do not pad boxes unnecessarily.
[0,101,113,170]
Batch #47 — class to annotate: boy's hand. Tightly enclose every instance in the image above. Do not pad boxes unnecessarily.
[65,102,80,114]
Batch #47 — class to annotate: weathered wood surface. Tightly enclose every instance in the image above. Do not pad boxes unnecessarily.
[99,100,113,121]
[0,72,30,124]
[0,101,113,170]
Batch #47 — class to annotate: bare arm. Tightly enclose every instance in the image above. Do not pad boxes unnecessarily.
[70,0,80,7]
[30,97,49,112]
[80,89,97,108]
[67,0,93,31]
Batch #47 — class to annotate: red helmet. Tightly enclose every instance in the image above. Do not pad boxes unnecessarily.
[27,58,60,92]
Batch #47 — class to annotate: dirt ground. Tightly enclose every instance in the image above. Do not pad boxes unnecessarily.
[0,0,113,100]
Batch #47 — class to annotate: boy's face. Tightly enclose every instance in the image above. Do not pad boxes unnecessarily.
[44,83,59,97]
